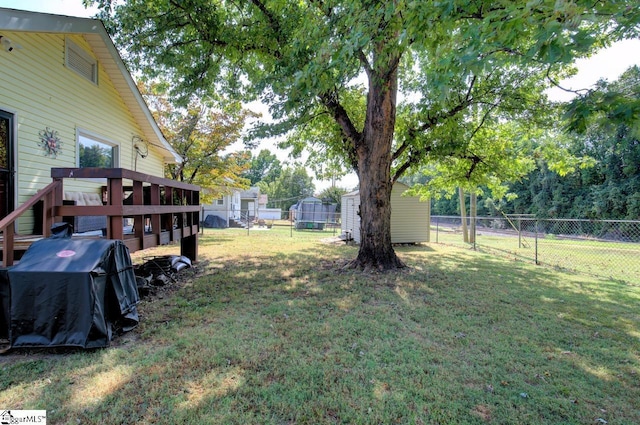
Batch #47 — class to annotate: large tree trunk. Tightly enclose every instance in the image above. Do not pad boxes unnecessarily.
[350,65,405,271]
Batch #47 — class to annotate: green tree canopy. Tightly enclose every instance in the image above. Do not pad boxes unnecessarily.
[565,65,640,137]
[89,0,639,269]
[141,82,255,203]
[257,165,315,211]
[505,66,640,219]
[317,186,349,213]
[242,149,282,185]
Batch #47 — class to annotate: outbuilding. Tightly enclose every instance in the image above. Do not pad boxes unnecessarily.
[341,182,430,244]
[291,197,337,230]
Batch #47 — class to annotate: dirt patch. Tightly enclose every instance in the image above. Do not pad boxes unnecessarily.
[471,404,492,422]
[319,236,349,245]
[0,260,207,362]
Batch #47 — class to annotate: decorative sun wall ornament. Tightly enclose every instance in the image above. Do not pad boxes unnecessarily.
[38,127,62,157]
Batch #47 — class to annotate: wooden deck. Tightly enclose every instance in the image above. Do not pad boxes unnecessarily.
[0,229,199,265]
[0,234,42,256]
[0,167,200,267]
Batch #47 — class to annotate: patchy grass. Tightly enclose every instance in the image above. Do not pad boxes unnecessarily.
[1,227,639,424]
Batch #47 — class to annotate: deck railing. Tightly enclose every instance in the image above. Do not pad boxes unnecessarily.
[0,180,61,266]
[0,168,200,267]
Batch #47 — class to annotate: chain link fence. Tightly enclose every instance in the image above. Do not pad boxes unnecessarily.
[431,216,640,285]
[200,208,341,235]
[200,207,639,284]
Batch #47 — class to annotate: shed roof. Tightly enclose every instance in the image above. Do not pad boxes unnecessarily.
[342,182,410,198]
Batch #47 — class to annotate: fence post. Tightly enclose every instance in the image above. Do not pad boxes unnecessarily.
[535,219,539,265]
[518,217,522,249]
[436,217,439,243]
[332,211,335,235]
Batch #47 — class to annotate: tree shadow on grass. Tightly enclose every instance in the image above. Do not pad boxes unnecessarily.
[1,240,639,424]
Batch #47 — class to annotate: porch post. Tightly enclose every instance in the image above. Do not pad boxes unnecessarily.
[132,180,144,248]
[108,177,124,240]
[181,234,198,262]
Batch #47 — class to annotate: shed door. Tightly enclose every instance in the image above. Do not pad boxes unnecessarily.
[0,110,15,219]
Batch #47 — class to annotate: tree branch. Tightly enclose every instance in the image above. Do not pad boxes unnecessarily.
[392,140,410,162]
[319,91,362,156]
[392,145,432,183]
[358,50,373,79]
[414,75,477,133]
[381,51,402,82]
[391,77,477,175]
[463,153,483,180]
[467,102,498,142]
[249,0,283,43]
[391,74,495,182]
[545,65,591,97]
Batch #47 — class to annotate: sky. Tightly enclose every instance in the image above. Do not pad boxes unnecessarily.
[0,0,99,16]
[2,0,639,191]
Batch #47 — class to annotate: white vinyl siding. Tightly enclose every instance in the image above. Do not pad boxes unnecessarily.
[341,191,361,243]
[203,194,232,225]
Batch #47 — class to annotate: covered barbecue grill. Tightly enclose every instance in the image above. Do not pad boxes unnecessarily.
[5,237,139,349]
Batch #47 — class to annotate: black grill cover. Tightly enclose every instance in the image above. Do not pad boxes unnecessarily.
[8,238,139,349]
[0,269,8,340]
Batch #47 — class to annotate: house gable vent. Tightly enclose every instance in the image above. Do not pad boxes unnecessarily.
[66,38,98,84]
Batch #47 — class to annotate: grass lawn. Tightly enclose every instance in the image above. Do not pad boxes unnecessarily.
[1,227,639,424]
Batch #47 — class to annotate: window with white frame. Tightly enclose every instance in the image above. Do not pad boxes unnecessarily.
[216,196,224,206]
[78,131,119,168]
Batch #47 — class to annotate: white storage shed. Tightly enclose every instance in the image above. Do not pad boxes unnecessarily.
[341,182,430,244]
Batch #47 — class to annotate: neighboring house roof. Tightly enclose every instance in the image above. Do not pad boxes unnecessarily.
[239,187,260,199]
[0,7,181,163]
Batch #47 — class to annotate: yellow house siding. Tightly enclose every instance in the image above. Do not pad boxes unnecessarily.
[0,31,165,232]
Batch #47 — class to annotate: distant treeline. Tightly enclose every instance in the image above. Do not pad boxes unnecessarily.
[431,124,640,220]
[429,65,640,221]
